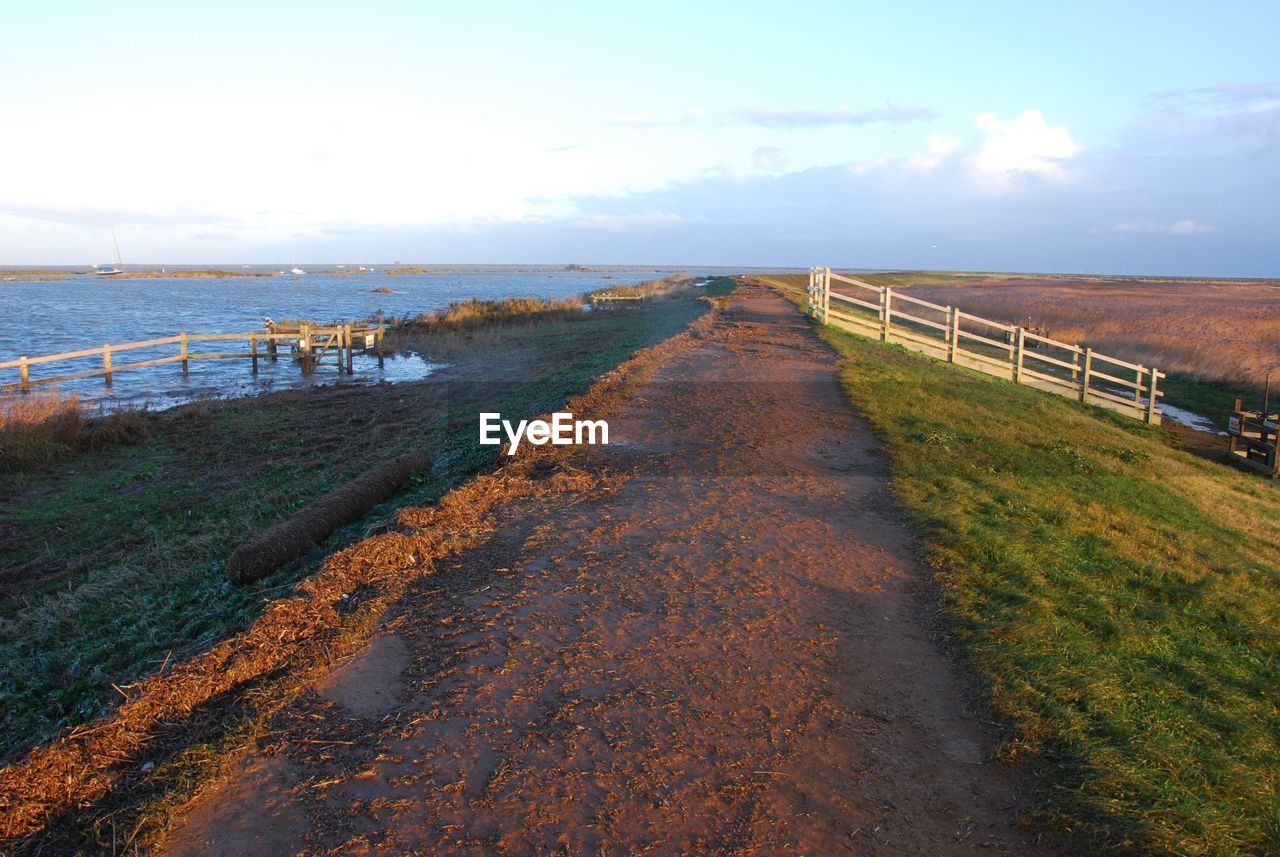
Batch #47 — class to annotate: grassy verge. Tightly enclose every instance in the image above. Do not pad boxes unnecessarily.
[856,270,970,288]
[0,284,726,762]
[1159,373,1268,431]
[766,280,1280,855]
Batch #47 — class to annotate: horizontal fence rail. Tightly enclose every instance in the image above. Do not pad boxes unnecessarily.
[1,323,387,394]
[802,267,1162,424]
[1227,403,1279,477]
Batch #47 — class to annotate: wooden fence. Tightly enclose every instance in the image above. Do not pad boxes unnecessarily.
[1,323,386,394]
[800,267,1163,424]
[1227,402,1279,477]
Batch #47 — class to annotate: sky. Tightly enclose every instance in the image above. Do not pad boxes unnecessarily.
[1,0,1277,275]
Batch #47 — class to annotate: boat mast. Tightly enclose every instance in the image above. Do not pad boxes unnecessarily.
[111,229,123,269]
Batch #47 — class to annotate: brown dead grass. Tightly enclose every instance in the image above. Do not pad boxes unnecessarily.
[895,274,1280,384]
[0,393,149,474]
[0,300,721,850]
[401,296,586,334]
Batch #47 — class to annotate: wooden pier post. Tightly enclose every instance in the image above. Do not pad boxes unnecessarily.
[251,336,259,374]
[102,344,113,386]
[19,356,30,393]
[299,324,312,375]
[267,335,278,362]
[180,334,189,376]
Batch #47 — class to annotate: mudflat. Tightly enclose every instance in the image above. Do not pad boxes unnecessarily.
[161,284,1053,855]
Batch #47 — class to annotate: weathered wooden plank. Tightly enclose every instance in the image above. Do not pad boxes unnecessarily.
[828,272,881,293]
[1021,349,1082,373]
[955,327,1015,353]
[1023,330,1082,353]
[892,291,951,314]
[828,290,881,313]
[888,308,950,332]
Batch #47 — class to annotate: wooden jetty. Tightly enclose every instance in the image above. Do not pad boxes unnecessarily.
[1,323,386,393]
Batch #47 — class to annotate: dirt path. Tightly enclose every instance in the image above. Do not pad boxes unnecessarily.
[161,284,1055,855]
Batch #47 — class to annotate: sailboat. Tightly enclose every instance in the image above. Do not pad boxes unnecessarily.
[96,231,124,276]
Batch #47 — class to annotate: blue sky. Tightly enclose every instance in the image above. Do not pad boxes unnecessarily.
[1,0,1277,274]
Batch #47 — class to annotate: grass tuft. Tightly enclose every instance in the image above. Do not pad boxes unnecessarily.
[0,393,148,474]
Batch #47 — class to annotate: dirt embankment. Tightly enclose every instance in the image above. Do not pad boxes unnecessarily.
[160,284,1056,856]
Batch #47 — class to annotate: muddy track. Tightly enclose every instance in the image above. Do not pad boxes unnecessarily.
[162,284,1057,855]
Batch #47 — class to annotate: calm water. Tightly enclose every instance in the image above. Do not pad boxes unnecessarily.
[0,269,719,409]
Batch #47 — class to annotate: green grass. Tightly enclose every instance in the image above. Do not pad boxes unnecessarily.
[856,270,969,288]
[0,291,714,761]
[1160,373,1268,431]
[771,284,1280,855]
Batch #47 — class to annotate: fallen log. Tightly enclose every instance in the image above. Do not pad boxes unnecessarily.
[227,450,431,584]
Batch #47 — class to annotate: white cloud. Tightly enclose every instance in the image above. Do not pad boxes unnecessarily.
[751,146,787,171]
[971,109,1080,179]
[905,134,961,171]
[1171,218,1215,235]
[607,109,711,129]
[731,105,937,128]
[607,105,937,130]
[573,212,694,232]
[1113,219,1215,235]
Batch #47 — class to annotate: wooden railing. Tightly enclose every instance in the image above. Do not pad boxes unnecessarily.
[1227,403,1279,477]
[799,267,1163,424]
[1,323,386,394]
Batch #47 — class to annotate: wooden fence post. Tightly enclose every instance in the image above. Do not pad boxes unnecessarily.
[1013,327,1025,384]
[299,324,311,374]
[1133,367,1144,404]
[821,268,831,325]
[807,268,815,317]
[251,336,259,374]
[376,327,385,369]
[948,309,960,362]
[102,344,113,386]
[1080,347,1093,403]
[1229,397,1243,455]
[881,287,893,342]
[19,356,29,393]
[344,324,354,374]
[1146,369,1160,423]
[180,333,189,376]
[267,334,278,362]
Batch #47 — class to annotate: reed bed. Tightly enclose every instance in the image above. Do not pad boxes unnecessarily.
[884,274,1280,385]
[0,393,146,474]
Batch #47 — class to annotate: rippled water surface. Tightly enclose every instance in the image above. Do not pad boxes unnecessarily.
[0,269,707,409]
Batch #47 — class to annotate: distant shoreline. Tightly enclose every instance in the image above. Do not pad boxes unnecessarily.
[0,265,738,283]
